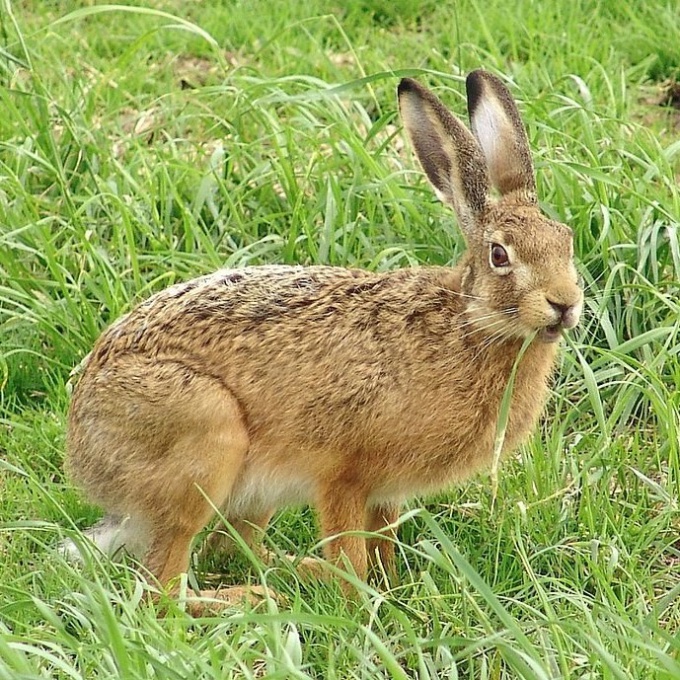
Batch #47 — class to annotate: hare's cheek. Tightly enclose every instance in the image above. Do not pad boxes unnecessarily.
[509,263,532,291]
[517,292,554,329]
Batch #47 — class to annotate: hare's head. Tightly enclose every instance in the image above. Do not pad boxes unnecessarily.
[399,71,582,343]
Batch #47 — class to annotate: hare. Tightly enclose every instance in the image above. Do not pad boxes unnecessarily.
[65,71,582,603]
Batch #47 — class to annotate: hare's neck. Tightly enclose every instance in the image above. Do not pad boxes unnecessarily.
[479,334,558,374]
[496,338,560,451]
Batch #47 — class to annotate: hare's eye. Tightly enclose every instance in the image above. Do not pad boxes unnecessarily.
[490,244,510,268]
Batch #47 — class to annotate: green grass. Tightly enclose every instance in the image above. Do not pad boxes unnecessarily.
[1,1,679,677]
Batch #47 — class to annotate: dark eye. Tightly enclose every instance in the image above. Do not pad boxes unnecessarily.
[490,243,510,268]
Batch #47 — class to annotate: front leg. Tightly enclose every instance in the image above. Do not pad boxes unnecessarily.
[316,480,368,582]
[365,503,400,584]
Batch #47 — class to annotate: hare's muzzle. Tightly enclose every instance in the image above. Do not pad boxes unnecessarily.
[541,298,582,342]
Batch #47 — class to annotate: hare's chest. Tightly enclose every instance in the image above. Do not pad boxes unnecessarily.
[370,358,552,491]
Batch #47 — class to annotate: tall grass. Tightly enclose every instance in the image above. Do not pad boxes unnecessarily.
[1,1,678,678]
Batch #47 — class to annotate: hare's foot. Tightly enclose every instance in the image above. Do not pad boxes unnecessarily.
[274,553,329,582]
[182,585,273,616]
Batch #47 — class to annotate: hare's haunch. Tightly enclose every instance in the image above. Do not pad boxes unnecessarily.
[65,71,582,596]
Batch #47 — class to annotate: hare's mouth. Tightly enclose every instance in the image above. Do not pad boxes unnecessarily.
[540,324,563,343]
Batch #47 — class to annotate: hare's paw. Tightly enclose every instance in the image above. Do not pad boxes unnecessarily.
[182,585,276,616]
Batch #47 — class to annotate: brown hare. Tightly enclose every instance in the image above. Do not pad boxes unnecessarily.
[64,70,582,604]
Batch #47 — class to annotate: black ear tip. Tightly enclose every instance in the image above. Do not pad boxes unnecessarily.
[466,70,486,113]
[466,69,488,82]
[398,78,419,97]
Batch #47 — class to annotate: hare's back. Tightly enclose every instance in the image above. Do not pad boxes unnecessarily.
[88,265,386,360]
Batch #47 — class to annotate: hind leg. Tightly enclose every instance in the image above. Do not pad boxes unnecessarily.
[133,376,274,611]
[69,357,256,609]
[136,380,250,587]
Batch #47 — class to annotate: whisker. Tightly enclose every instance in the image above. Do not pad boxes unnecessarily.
[471,321,509,340]
[456,315,504,330]
[468,317,530,363]
[456,315,508,333]
[468,323,516,361]
[429,283,485,302]
[453,291,485,301]
[455,307,519,331]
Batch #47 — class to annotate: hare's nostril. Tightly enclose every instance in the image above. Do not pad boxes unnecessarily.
[547,300,570,318]
[547,298,581,329]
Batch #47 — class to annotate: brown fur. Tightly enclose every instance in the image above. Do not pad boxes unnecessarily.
[65,71,583,597]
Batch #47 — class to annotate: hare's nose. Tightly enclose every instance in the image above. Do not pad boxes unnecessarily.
[547,299,580,328]
[548,300,569,317]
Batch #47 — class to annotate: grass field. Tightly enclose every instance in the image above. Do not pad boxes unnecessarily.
[1,1,679,677]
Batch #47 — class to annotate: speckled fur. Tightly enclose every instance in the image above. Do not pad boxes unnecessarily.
[65,71,583,591]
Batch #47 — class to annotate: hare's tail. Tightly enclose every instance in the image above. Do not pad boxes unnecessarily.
[59,514,148,562]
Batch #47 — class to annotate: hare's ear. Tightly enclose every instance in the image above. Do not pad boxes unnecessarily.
[466,70,536,200]
[398,78,489,233]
